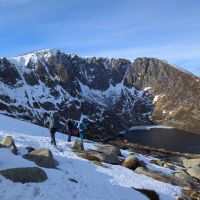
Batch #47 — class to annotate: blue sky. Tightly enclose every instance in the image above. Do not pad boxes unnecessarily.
[0,0,200,76]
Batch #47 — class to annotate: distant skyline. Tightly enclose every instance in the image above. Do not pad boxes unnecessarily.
[0,0,200,76]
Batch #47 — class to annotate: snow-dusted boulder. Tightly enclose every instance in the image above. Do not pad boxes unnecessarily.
[187,166,200,181]
[0,136,17,154]
[135,167,184,187]
[96,144,121,156]
[72,140,84,152]
[0,167,47,183]
[183,158,200,168]
[23,148,56,168]
[76,150,120,165]
[174,170,196,188]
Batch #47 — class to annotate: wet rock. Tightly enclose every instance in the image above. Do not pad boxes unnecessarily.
[23,148,56,168]
[0,167,47,183]
[0,136,17,154]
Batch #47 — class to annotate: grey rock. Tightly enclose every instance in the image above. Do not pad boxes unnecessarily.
[174,170,196,187]
[76,151,120,165]
[135,167,186,187]
[0,136,17,154]
[122,156,140,170]
[23,148,56,168]
[0,167,47,183]
[183,158,200,168]
[72,140,84,152]
[96,144,121,157]
[187,166,200,180]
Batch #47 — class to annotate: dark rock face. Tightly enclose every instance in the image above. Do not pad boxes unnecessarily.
[125,57,200,133]
[0,50,199,136]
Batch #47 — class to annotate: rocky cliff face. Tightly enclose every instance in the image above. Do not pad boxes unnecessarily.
[125,57,200,133]
[0,50,199,135]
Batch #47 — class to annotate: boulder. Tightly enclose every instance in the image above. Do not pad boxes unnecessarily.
[149,151,167,158]
[72,140,84,152]
[187,166,200,181]
[135,167,184,186]
[96,144,121,156]
[183,158,200,168]
[76,151,120,165]
[23,148,56,168]
[183,188,200,200]
[0,167,47,183]
[76,151,101,162]
[133,188,160,200]
[165,156,185,164]
[0,136,17,154]
[150,160,164,167]
[122,156,140,170]
[174,170,196,187]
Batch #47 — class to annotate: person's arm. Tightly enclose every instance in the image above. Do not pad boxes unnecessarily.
[44,117,49,126]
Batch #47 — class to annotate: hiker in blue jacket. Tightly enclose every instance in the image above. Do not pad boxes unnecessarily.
[77,119,86,143]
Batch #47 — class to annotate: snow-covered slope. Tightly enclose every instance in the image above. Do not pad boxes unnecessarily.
[0,114,180,200]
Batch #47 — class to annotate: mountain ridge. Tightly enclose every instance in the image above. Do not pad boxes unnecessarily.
[0,49,200,135]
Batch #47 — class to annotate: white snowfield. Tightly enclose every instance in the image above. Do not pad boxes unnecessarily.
[0,114,180,200]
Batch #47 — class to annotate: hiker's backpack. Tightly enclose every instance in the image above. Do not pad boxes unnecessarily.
[50,115,60,129]
[79,122,86,132]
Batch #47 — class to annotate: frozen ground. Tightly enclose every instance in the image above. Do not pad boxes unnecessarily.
[0,114,181,200]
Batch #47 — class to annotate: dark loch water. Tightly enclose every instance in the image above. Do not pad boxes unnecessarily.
[125,128,200,154]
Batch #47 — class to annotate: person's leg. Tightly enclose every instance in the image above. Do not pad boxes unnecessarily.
[80,131,84,143]
[68,130,72,142]
[50,128,56,146]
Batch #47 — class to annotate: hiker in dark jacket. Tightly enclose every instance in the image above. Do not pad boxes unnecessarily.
[63,119,74,142]
[77,119,86,143]
[48,112,60,146]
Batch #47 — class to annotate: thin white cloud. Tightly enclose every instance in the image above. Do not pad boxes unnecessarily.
[0,0,31,7]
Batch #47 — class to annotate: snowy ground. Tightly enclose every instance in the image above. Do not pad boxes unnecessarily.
[0,114,181,200]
